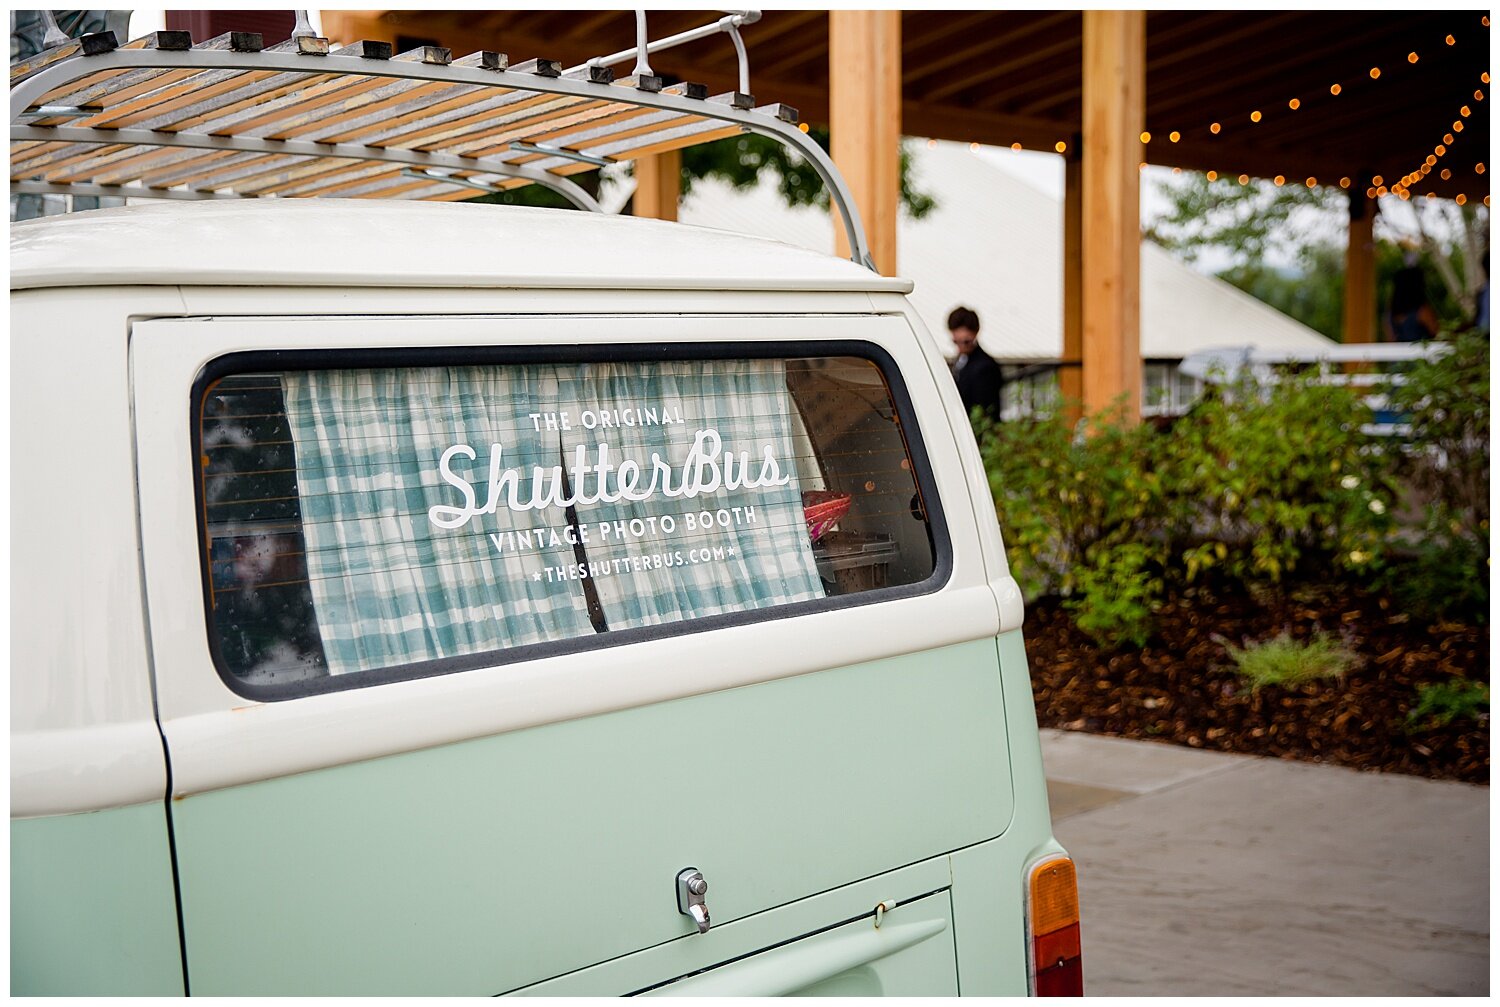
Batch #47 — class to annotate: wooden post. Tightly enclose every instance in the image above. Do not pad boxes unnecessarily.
[1060,146,1083,419]
[829,10,900,275]
[1344,189,1378,343]
[1081,10,1144,423]
[633,150,680,221]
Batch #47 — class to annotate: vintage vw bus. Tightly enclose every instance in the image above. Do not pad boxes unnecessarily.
[11,25,1079,997]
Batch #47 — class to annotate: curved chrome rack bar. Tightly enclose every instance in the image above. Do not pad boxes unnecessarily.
[9,23,872,267]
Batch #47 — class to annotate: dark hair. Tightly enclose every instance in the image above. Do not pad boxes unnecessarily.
[947,306,980,333]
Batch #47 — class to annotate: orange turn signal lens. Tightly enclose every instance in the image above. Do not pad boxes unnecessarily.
[1028,855,1083,996]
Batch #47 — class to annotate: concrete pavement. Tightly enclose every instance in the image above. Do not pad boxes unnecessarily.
[1041,729,1489,996]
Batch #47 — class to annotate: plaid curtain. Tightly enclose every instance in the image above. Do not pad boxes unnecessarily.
[282,360,823,675]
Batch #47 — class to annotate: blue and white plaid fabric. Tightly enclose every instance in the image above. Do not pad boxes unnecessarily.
[282,360,823,675]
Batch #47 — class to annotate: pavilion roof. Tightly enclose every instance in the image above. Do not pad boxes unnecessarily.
[352,10,1491,202]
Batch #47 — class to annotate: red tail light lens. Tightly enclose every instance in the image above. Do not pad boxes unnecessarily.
[1028,855,1083,996]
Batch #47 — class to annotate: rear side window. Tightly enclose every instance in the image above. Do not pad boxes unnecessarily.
[196,348,943,693]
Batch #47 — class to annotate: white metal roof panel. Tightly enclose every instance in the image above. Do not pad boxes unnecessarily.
[9,198,912,293]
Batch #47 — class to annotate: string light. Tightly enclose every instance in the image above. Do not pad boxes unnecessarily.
[1486,196,1492,206]
[969,141,980,151]
[1454,120,1464,131]
[1238,174,1249,185]
[1436,143,1447,155]
[1369,67,1381,79]
[1441,168,1452,180]
[1210,122,1222,134]
[1426,155,1438,166]
[1447,34,1456,45]
[1366,186,1378,198]
[1139,161,1147,171]
[927,138,938,149]
[1372,174,1384,185]
[1273,174,1285,185]
[1339,177,1351,188]
[799,122,810,133]
[1377,185,1388,195]
[1330,83,1342,95]
[1461,105,1471,116]
[1172,166,1182,175]
[1206,170,1218,181]
[1305,177,1317,187]
[1250,110,1262,122]
[1477,162,1486,174]
[1140,131,1151,143]
[1477,90,1487,100]
[1288,98,1301,110]
[1012,142,1022,151]
[1408,52,1420,63]
[1484,72,1491,83]
[1168,131,1180,142]
[1444,133,1455,144]
[1055,140,1067,153]
[1456,193,1467,205]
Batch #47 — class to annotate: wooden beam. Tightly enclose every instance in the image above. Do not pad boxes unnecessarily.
[633,149,680,221]
[1344,189,1378,343]
[1061,149,1083,419]
[829,10,900,274]
[1081,10,1144,423]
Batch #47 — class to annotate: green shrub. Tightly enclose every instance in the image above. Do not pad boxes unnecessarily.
[975,403,1163,602]
[1406,677,1489,730]
[1224,632,1357,691]
[1064,541,1161,649]
[1156,369,1395,588]
[1384,330,1489,622]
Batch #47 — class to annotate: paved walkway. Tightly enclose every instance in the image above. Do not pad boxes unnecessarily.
[1041,729,1489,996]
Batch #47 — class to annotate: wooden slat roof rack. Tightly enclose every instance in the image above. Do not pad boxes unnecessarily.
[9,9,873,267]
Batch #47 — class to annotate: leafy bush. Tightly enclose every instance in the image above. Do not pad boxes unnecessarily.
[1407,677,1489,730]
[975,404,1161,601]
[1155,369,1395,587]
[1223,632,1357,691]
[977,369,1393,651]
[1064,541,1160,650]
[1383,330,1489,622]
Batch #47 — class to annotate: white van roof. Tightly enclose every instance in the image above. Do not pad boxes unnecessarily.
[10,199,913,294]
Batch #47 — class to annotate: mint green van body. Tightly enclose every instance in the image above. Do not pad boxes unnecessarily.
[11,200,1065,995]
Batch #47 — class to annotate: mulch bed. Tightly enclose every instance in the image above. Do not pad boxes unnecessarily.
[1024,582,1489,783]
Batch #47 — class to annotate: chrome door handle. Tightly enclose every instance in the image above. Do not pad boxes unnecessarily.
[676,868,711,934]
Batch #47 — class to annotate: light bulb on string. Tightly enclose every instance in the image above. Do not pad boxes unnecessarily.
[1206,170,1218,181]
[1238,174,1249,185]
[1445,133,1455,144]
[1305,177,1317,187]
[1330,83,1342,95]
[1373,174,1384,185]
[1055,141,1067,153]
[1477,162,1487,174]
[1012,142,1022,151]
[1250,110,1262,122]
[1169,131,1180,142]
[1140,131,1151,143]
[1288,98,1301,109]
[1408,52,1419,63]
[1447,34,1457,44]
[1210,122,1222,134]
[1456,193,1468,205]
[1441,168,1452,180]
[1274,174,1285,185]
[1339,177,1351,188]
[1369,67,1381,79]
[1455,121,1465,131]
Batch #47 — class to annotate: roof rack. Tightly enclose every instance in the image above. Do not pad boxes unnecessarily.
[9,9,873,267]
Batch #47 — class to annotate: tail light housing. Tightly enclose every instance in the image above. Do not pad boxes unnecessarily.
[1027,854,1082,996]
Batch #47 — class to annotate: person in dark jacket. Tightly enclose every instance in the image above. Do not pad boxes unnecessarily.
[947,305,1003,418]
